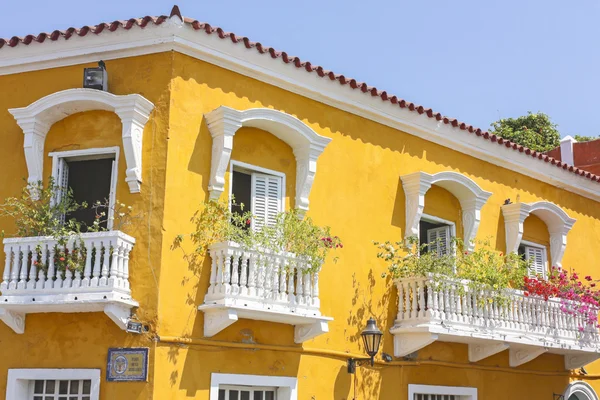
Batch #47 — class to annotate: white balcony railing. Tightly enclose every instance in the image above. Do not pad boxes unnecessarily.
[198,241,331,343]
[391,276,600,369]
[0,231,138,333]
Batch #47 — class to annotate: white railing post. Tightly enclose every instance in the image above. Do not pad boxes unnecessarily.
[1,244,11,291]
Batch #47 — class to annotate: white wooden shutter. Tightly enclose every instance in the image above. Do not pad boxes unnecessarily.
[427,226,450,256]
[525,245,547,278]
[55,158,70,223]
[251,173,282,231]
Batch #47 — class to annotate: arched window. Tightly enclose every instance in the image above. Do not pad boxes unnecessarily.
[502,201,576,275]
[401,171,492,252]
[563,382,599,400]
[205,107,331,216]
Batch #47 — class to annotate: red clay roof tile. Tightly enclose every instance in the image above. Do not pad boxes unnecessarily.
[0,5,594,184]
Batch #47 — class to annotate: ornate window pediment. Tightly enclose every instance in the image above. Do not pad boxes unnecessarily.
[204,106,331,215]
[502,201,576,268]
[8,88,154,194]
[400,171,492,251]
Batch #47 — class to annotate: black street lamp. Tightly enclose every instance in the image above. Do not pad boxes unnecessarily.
[347,317,384,374]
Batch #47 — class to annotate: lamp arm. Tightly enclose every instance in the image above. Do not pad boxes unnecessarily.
[347,356,375,374]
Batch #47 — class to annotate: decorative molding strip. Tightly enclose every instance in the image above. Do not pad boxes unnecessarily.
[400,171,492,251]
[205,106,331,213]
[502,201,576,268]
[8,88,154,193]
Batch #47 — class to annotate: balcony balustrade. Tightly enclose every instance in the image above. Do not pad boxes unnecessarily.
[0,231,137,333]
[391,276,600,369]
[198,241,331,343]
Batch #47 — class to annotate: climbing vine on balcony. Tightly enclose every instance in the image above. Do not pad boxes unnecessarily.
[173,199,342,273]
[375,236,529,299]
[0,179,136,274]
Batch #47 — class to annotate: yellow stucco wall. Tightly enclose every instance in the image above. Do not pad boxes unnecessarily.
[1,49,600,400]
[0,53,173,399]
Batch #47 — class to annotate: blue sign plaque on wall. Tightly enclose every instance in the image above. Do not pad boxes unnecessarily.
[106,348,149,382]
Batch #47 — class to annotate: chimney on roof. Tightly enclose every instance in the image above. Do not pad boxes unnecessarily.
[560,136,577,166]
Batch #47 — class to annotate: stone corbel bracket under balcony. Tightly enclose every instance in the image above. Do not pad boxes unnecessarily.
[391,277,600,370]
[197,241,332,343]
[8,88,154,194]
[0,231,138,333]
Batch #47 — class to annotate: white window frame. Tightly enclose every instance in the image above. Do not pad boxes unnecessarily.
[420,214,457,257]
[48,147,120,230]
[520,239,548,279]
[210,373,297,400]
[228,160,286,212]
[408,384,477,400]
[7,369,101,400]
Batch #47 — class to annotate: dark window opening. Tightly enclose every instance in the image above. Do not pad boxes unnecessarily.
[231,170,252,218]
[65,158,113,231]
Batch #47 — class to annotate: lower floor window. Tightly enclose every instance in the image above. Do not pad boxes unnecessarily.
[218,385,276,400]
[409,384,477,400]
[7,369,100,400]
[32,379,92,400]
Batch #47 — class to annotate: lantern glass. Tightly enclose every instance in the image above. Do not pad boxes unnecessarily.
[360,317,383,357]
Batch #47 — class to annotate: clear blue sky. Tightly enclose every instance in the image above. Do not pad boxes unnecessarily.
[2,0,599,137]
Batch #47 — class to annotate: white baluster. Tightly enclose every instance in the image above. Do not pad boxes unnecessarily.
[9,245,21,290]
[82,239,93,287]
[312,270,320,308]
[208,249,217,295]
[231,250,240,296]
[46,246,57,289]
[412,280,419,319]
[264,254,272,300]
[397,282,404,320]
[248,252,257,297]
[99,241,110,286]
[303,269,311,306]
[17,245,28,290]
[1,244,12,291]
[296,264,304,305]
[271,256,281,303]
[122,243,131,290]
[240,251,249,296]
[287,263,295,305]
[26,244,37,289]
[403,281,410,320]
[108,241,121,288]
[279,259,288,303]
[36,243,47,290]
[215,250,224,295]
[419,279,427,318]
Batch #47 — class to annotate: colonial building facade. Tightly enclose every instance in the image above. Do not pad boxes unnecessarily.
[0,6,599,400]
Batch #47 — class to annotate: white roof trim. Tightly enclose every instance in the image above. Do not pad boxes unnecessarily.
[1,18,599,201]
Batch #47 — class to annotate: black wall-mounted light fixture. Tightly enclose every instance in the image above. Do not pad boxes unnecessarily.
[347,317,385,374]
[83,60,108,91]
